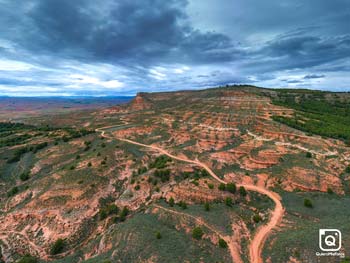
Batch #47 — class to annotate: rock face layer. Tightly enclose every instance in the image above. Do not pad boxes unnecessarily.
[129,93,152,111]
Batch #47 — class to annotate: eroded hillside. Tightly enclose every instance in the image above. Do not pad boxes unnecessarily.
[1,86,350,263]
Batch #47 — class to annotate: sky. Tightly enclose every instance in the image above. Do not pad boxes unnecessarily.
[0,0,349,96]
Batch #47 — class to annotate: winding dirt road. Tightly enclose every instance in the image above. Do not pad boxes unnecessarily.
[97,127,284,263]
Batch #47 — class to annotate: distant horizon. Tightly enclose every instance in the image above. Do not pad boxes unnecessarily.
[0,84,350,98]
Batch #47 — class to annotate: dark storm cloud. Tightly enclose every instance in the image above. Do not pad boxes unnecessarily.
[0,0,238,65]
[263,34,350,69]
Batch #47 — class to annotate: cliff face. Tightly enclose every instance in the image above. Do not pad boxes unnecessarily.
[129,93,152,111]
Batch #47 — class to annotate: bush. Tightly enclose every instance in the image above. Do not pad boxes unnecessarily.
[327,187,334,194]
[7,186,19,197]
[306,152,312,158]
[218,238,228,248]
[120,206,129,221]
[156,231,162,239]
[134,185,140,191]
[207,183,214,189]
[225,197,233,207]
[239,186,247,197]
[154,169,171,182]
[204,202,210,211]
[253,214,262,223]
[50,239,65,255]
[168,197,175,207]
[192,227,204,240]
[218,183,226,191]
[178,201,187,209]
[346,166,350,173]
[20,172,30,181]
[304,198,313,208]
[226,183,236,194]
[149,155,171,169]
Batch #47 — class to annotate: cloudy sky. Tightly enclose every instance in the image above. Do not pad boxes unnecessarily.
[0,0,349,96]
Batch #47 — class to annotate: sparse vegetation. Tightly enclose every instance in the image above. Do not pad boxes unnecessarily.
[192,227,204,240]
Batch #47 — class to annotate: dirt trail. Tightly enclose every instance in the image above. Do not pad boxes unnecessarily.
[97,127,284,263]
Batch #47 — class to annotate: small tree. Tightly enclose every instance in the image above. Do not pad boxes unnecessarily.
[156,231,162,239]
[168,197,175,207]
[20,172,30,181]
[239,186,247,197]
[346,166,350,173]
[218,238,228,248]
[306,152,312,158]
[50,239,65,255]
[304,198,313,208]
[225,197,233,207]
[218,183,226,191]
[327,187,334,194]
[207,183,214,189]
[192,227,204,240]
[120,206,129,221]
[179,201,187,210]
[253,214,262,223]
[204,202,210,211]
[226,183,237,194]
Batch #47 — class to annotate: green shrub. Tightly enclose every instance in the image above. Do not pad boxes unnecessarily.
[192,227,204,240]
[204,202,210,211]
[218,238,228,248]
[20,172,30,181]
[134,185,140,191]
[50,239,65,255]
[7,186,19,197]
[154,169,171,182]
[225,197,233,207]
[253,214,262,223]
[346,166,350,173]
[178,201,187,209]
[156,231,162,239]
[168,197,175,207]
[327,187,334,194]
[239,186,247,197]
[304,198,313,208]
[306,152,312,158]
[207,183,214,189]
[218,183,226,191]
[226,183,236,194]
